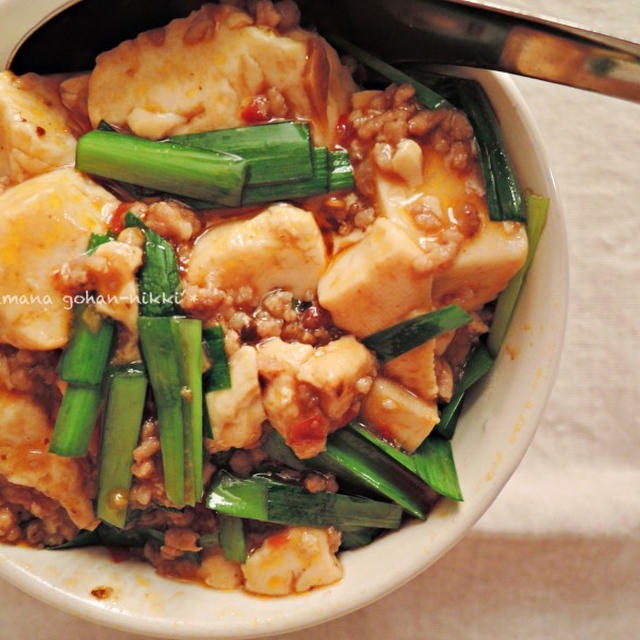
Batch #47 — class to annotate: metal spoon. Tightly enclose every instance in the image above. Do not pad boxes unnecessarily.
[6,0,640,103]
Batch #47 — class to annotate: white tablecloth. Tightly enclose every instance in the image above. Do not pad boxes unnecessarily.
[2,1,639,638]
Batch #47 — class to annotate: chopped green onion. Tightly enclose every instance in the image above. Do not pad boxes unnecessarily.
[266,481,402,529]
[97,524,164,547]
[50,385,102,457]
[413,434,463,501]
[198,532,220,548]
[218,515,247,563]
[202,326,231,393]
[207,471,269,519]
[89,125,352,209]
[327,34,450,110]
[46,528,101,549]
[263,429,435,517]
[328,150,355,191]
[363,304,472,363]
[57,303,114,386]
[476,128,502,222]
[138,316,185,505]
[170,121,313,186]
[124,212,181,317]
[436,343,494,439]
[241,146,329,205]
[51,302,114,457]
[349,423,418,471]
[185,148,353,207]
[206,471,402,530]
[139,316,204,506]
[76,129,247,207]
[487,193,549,356]
[203,396,213,439]
[350,424,463,501]
[49,523,164,550]
[172,318,204,505]
[455,80,525,222]
[313,430,436,518]
[47,524,166,550]
[96,363,148,527]
[340,527,380,550]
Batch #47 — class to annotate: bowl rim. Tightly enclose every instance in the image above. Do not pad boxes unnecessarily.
[0,2,569,633]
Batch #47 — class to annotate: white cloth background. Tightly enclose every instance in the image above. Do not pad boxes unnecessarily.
[1,1,639,638]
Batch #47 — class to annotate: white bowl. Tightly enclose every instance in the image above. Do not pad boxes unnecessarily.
[0,1,568,637]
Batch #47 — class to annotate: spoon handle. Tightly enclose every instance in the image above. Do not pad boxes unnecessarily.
[343,0,640,103]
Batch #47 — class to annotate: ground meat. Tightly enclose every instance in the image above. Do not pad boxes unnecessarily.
[0,505,21,543]
[223,328,242,357]
[110,325,142,365]
[303,472,338,494]
[129,420,173,509]
[251,0,300,30]
[182,286,339,348]
[180,281,234,320]
[125,500,223,583]
[54,253,110,293]
[180,277,258,325]
[130,502,217,541]
[144,201,202,243]
[131,419,161,481]
[410,196,444,232]
[256,291,338,346]
[142,540,200,580]
[55,237,143,298]
[128,422,216,512]
[0,346,60,413]
[414,227,465,276]
[343,82,477,214]
[228,450,255,477]
[0,347,58,395]
[451,202,481,238]
[160,526,202,560]
[0,477,77,547]
[307,191,377,238]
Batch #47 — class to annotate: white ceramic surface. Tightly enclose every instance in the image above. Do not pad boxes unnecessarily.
[0,1,568,637]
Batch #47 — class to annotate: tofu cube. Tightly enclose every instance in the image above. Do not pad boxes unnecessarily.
[242,527,342,595]
[317,218,432,337]
[433,220,528,310]
[383,339,438,402]
[361,376,439,453]
[297,335,377,422]
[0,71,79,185]
[188,203,326,301]
[205,345,266,452]
[0,168,115,350]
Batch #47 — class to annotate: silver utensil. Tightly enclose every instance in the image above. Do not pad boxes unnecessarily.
[6,0,640,103]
